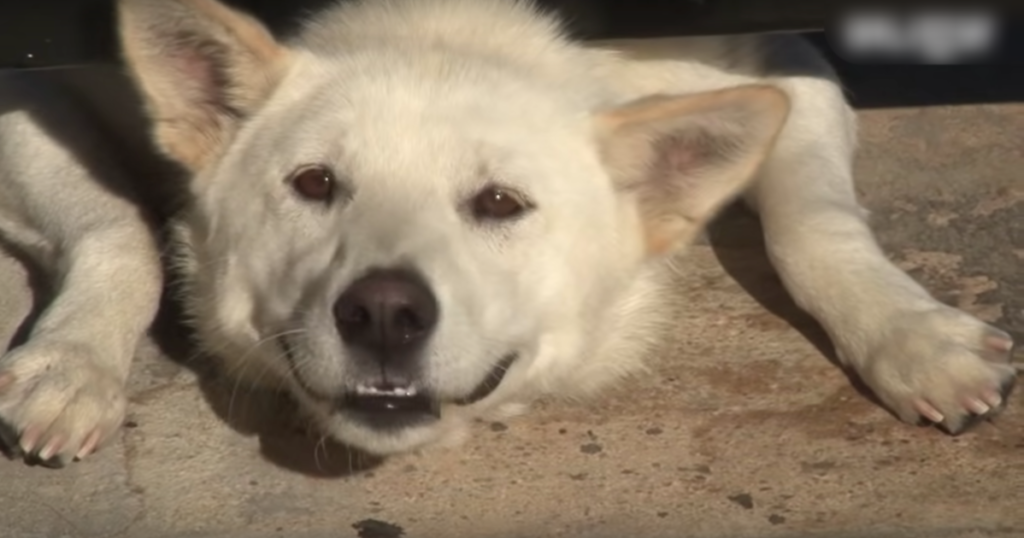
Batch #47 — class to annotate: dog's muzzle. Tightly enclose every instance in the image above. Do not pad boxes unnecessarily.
[282,265,520,431]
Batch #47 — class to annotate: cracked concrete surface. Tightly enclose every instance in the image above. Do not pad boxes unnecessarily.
[1,101,1023,538]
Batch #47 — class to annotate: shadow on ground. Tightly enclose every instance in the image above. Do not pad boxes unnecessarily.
[703,205,901,417]
[149,286,383,478]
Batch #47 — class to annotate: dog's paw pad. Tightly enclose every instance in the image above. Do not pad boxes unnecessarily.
[0,341,128,466]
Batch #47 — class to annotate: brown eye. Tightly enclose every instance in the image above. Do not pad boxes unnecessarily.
[471,185,531,221]
[290,166,336,202]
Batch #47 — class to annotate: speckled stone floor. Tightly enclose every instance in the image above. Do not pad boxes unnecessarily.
[2,87,1022,538]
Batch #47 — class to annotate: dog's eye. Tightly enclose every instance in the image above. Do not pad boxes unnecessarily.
[471,185,531,221]
[290,166,336,202]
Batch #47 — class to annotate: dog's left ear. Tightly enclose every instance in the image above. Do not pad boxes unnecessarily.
[596,84,790,256]
[118,0,292,172]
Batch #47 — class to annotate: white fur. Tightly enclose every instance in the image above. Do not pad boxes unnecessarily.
[0,0,1015,464]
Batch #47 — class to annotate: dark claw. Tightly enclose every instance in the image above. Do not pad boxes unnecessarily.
[1006,329,1022,361]
[0,420,68,468]
[0,419,23,460]
[941,413,987,437]
[999,374,1018,404]
[23,452,67,469]
[38,455,67,469]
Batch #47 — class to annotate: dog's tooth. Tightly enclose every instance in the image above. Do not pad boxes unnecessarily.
[352,384,421,397]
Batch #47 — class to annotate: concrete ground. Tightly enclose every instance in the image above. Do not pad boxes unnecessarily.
[2,95,1023,538]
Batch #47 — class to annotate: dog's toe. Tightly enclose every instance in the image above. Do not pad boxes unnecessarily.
[943,372,1020,435]
[0,341,129,466]
[856,307,1019,435]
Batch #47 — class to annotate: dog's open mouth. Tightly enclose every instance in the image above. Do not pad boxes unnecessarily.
[335,353,518,430]
[340,384,441,429]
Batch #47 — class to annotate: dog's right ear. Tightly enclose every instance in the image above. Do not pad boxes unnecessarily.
[118,0,292,171]
[595,84,790,257]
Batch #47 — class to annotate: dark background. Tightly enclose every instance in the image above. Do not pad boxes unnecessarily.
[0,0,1021,109]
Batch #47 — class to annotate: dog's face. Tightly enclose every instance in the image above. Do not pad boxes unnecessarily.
[191,53,646,453]
[119,0,788,455]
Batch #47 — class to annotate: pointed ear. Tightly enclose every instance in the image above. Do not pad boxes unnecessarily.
[118,0,292,171]
[597,85,790,256]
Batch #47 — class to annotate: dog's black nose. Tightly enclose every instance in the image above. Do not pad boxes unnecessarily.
[334,269,439,354]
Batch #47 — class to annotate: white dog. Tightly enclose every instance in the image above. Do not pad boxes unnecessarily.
[0,0,1016,466]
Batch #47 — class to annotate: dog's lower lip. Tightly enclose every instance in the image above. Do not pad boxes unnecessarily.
[454,353,517,406]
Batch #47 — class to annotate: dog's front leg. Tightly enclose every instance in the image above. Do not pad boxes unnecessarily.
[0,220,164,466]
[0,103,164,465]
[745,72,1016,434]
[0,222,162,466]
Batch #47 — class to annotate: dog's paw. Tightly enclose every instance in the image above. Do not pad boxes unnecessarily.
[0,340,128,467]
[855,305,1018,435]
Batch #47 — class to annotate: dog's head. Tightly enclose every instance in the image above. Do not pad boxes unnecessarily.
[118,0,789,455]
